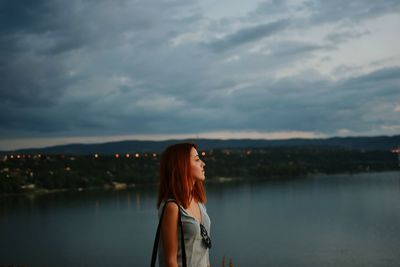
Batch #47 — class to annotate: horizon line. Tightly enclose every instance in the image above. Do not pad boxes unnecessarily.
[1,131,399,151]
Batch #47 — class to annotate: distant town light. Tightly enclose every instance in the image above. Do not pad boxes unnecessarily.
[21,184,35,190]
[94,154,99,159]
[10,155,14,159]
[17,155,21,159]
[115,153,120,158]
[135,153,140,158]
[391,148,400,167]
[246,150,252,155]
[125,153,130,158]
[201,151,206,156]
[152,153,157,158]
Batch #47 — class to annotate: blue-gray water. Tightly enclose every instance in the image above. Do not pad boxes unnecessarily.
[1,172,400,267]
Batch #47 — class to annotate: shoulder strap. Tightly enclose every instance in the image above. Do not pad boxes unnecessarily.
[150,199,187,267]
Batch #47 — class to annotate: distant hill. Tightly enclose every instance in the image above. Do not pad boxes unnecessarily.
[2,135,400,155]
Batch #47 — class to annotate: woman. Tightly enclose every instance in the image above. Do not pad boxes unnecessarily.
[157,142,211,267]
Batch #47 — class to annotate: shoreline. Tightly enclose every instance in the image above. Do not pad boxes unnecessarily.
[1,169,399,198]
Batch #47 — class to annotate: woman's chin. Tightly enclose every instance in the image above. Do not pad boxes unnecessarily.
[196,176,205,182]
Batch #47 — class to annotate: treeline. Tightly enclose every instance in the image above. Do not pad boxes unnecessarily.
[0,146,398,194]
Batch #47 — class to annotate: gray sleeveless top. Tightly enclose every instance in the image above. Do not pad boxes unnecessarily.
[158,200,211,267]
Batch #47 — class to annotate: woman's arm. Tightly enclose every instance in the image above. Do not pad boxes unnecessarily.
[160,202,179,267]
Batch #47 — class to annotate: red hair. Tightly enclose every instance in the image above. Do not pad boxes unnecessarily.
[157,142,206,208]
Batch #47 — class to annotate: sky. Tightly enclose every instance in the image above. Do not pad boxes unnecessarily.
[1,0,400,150]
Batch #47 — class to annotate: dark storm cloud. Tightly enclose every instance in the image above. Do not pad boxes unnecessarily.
[206,19,291,52]
[0,1,91,110]
[199,67,400,134]
[0,0,399,145]
[0,0,200,138]
[0,0,55,34]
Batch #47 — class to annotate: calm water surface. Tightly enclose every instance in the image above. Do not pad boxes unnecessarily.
[1,171,400,267]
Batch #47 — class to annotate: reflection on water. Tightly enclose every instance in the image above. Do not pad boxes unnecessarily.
[1,172,400,267]
[95,200,99,216]
[90,189,144,219]
[136,191,141,210]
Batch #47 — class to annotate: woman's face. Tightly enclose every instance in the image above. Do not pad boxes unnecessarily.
[190,147,206,182]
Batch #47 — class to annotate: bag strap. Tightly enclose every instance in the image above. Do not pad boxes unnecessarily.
[150,199,187,267]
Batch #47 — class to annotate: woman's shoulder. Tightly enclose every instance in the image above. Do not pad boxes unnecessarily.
[160,198,179,206]
[158,199,181,221]
[163,201,179,214]
[159,198,181,212]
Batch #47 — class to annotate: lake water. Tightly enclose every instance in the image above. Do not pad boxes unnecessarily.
[1,171,400,267]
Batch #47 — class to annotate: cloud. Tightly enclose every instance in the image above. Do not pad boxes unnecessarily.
[205,19,291,52]
[342,67,400,89]
[200,67,400,134]
[265,41,331,57]
[325,29,370,43]
[249,0,289,17]
[0,0,399,149]
[304,0,400,23]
